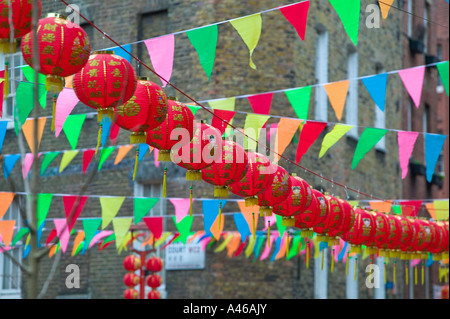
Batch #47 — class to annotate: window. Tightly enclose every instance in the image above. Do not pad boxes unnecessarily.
[407,100,412,132]
[1,52,26,120]
[423,4,429,53]
[407,0,413,37]
[0,200,22,299]
[375,65,386,151]
[423,104,430,157]
[315,28,329,122]
[346,51,359,139]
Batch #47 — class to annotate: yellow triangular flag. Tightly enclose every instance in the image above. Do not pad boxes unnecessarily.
[324,80,349,122]
[379,0,395,19]
[243,114,270,150]
[434,200,449,221]
[118,232,132,253]
[245,235,256,258]
[209,97,236,111]
[100,197,126,229]
[114,145,134,165]
[230,14,262,70]
[59,150,79,173]
[214,233,233,253]
[112,218,133,252]
[22,117,47,155]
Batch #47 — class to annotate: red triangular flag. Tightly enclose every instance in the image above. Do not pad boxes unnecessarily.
[143,217,163,239]
[109,122,120,145]
[401,200,423,217]
[279,1,310,41]
[63,195,88,231]
[82,149,96,174]
[211,109,236,135]
[46,229,57,246]
[296,121,328,163]
[247,93,273,115]
[234,241,246,257]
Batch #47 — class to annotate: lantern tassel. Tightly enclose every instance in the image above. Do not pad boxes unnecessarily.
[414,266,417,285]
[354,258,358,281]
[331,249,335,273]
[133,148,139,181]
[218,201,222,229]
[421,263,424,286]
[158,150,171,162]
[439,264,442,283]
[214,186,229,198]
[45,75,64,93]
[95,124,103,155]
[51,95,57,132]
[252,213,256,241]
[186,170,202,181]
[245,196,259,207]
[393,261,396,285]
[406,262,409,285]
[384,262,387,284]
[189,186,193,217]
[3,61,9,97]
[162,168,167,198]
[286,232,290,259]
[346,255,350,276]
[306,241,310,269]
[321,249,324,271]
[267,221,271,247]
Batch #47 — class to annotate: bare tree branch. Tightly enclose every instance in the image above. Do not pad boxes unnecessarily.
[37,250,61,299]
[0,248,31,275]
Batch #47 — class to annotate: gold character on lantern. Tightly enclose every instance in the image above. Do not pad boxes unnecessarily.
[43,23,57,32]
[111,68,123,77]
[362,218,371,236]
[41,33,56,43]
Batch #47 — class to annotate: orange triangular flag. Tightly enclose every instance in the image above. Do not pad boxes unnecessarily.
[0,220,16,247]
[425,203,436,220]
[275,118,303,162]
[369,201,392,213]
[22,117,47,155]
[0,192,15,220]
[237,201,260,237]
[324,80,349,122]
[114,145,134,165]
[379,0,395,19]
[210,213,225,240]
[65,75,74,88]
[226,233,241,258]
[71,231,85,256]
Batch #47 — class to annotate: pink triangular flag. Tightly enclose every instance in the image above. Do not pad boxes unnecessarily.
[54,88,80,137]
[211,109,236,135]
[144,34,175,87]
[398,67,425,108]
[82,149,96,174]
[264,215,277,231]
[109,122,120,145]
[247,93,273,115]
[88,230,114,249]
[397,131,419,179]
[63,195,88,232]
[279,1,310,40]
[22,153,34,179]
[170,198,192,223]
[154,149,160,168]
[54,219,71,253]
[143,216,163,239]
[260,236,276,261]
[296,121,328,163]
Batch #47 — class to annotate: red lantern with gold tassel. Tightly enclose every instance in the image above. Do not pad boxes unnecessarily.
[294,188,327,238]
[395,216,416,260]
[21,13,91,93]
[410,218,436,260]
[124,288,139,299]
[123,273,140,288]
[382,214,403,258]
[146,256,164,273]
[326,198,356,246]
[201,140,249,198]
[228,152,275,208]
[313,194,346,245]
[257,164,291,217]
[148,290,162,299]
[433,221,449,260]
[146,274,162,289]
[123,255,141,271]
[272,174,314,227]
[363,211,391,255]
[342,208,377,254]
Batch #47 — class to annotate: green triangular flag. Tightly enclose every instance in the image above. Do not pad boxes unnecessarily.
[37,193,53,228]
[73,241,85,256]
[13,103,21,136]
[82,218,102,249]
[59,150,79,173]
[287,235,301,260]
[329,0,361,46]
[41,152,60,175]
[98,147,115,171]
[62,114,86,150]
[101,233,116,246]
[352,128,388,169]
[172,216,194,244]
[437,61,449,96]
[16,82,47,123]
[187,25,218,80]
[285,86,312,120]
[275,214,287,237]
[392,205,402,215]
[319,124,353,158]
[11,227,30,247]
[134,198,159,224]
[100,196,126,229]
[21,66,46,85]
[253,236,265,262]
[187,105,202,116]
[112,218,133,252]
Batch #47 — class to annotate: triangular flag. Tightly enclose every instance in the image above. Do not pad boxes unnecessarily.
[379,0,395,19]
[274,236,286,261]
[296,121,328,163]
[245,235,256,257]
[173,216,194,244]
[397,131,419,179]
[279,1,310,40]
[40,152,59,175]
[260,236,276,261]
[89,230,114,249]
[352,128,388,169]
[434,200,449,221]
[21,65,46,85]
[324,80,350,121]
[319,124,353,158]
[226,233,241,258]
[11,227,29,247]
[401,200,423,217]
[211,109,236,135]
[22,153,34,179]
[71,231,85,256]
[0,82,3,118]
[437,61,449,96]
[425,134,447,182]
[138,143,150,162]
[0,220,16,247]
[287,235,301,260]
[143,217,163,239]
[3,154,21,180]
[275,214,287,237]
[202,200,226,237]
[392,205,402,215]
[233,213,251,243]
[247,93,273,115]
[369,201,392,213]
[237,201,259,238]
[134,198,159,224]
[82,218,102,249]
[274,118,303,162]
[98,147,115,171]
[425,202,436,220]
[82,149,96,174]
[144,34,175,87]
[362,73,388,112]
[107,44,132,62]
[243,114,270,150]
[54,87,80,137]
[16,82,47,125]
[170,198,192,223]
[285,86,312,120]
[59,150,79,173]
[114,145,133,165]
[109,122,120,145]
[214,233,233,253]
[329,0,361,46]
[62,114,86,150]
[112,218,133,251]
[253,234,265,259]
[100,196,126,229]
[209,97,236,111]
[0,192,15,220]
[210,212,225,241]
[100,117,112,148]
[22,117,47,154]
[63,195,88,231]
[54,219,71,253]
[0,121,8,154]
[187,25,218,80]
[230,13,262,69]
[398,67,425,108]
[37,193,53,228]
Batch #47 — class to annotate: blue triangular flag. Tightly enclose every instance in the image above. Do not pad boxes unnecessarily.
[338,241,348,261]
[0,121,7,154]
[233,213,251,243]
[3,154,21,180]
[107,44,132,63]
[362,73,388,112]
[270,237,282,262]
[425,134,447,182]
[101,117,112,147]
[138,143,150,162]
[202,200,227,237]
[37,222,45,248]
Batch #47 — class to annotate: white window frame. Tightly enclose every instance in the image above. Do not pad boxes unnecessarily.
[375,66,386,152]
[423,4,429,53]
[346,254,358,299]
[315,28,329,122]
[407,0,413,38]
[346,51,359,139]
[314,247,328,299]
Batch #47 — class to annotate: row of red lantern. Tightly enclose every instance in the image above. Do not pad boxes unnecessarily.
[123,255,164,299]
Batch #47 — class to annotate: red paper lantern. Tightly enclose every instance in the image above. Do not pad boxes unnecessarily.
[148,290,162,299]
[201,140,249,198]
[0,0,42,53]
[294,188,328,238]
[326,198,356,245]
[342,208,377,254]
[123,255,141,271]
[434,221,449,260]
[396,216,416,259]
[146,256,164,273]
[146,274,162,289]
[123,273,140,288]
[429,221,443,256]
[21,14,91,92]
[73,51,137,121]
[411,218,437,259]
[364,211,391,255]
[257,164,292,217]
[146,98,194,162]
[384,214,403,258]
[228,152,275,207]
[114,77,168,144]
[313,194,346,244]
[124,288,139,299]
[273,174,314,227]
[174,121,221,181]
